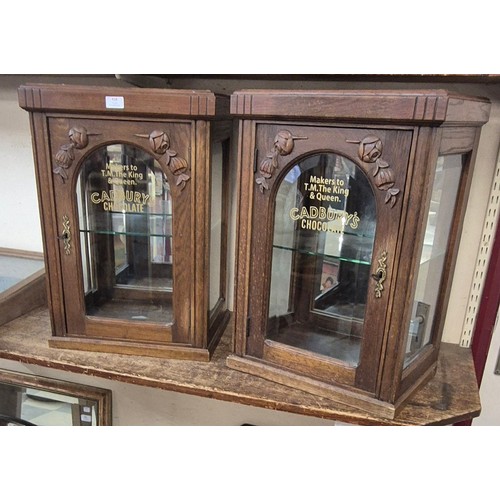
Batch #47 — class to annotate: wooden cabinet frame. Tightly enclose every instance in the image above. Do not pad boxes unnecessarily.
[19,85,231,361]
[227,90,491,418]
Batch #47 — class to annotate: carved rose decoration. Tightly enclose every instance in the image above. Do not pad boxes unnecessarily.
[256,130,308,193]
[149,130,170,155]
[55,144,75,169]
[274,130,297,156]
[68,126,89,149]
[53,126,96,182]
[358,135,383,162]
[134,130,191,190]
[347,135,400,208]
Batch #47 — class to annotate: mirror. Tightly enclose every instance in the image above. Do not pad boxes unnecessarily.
[0,249,46,327]
[0,369,111,426]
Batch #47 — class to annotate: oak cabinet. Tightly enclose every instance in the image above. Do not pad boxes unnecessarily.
[227,89,491,418]
[19,84,231,361]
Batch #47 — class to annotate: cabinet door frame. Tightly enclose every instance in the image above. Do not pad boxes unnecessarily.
[240,120,414,394]
[46,115,195,346]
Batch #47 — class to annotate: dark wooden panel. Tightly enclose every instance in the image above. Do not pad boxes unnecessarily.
[19,84,230,118]
[230,89,490,125]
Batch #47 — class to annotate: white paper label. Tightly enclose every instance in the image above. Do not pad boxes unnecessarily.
[81,414,92,423]
[105,96,125,109]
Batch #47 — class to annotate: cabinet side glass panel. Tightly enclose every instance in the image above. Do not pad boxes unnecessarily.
[209,141,223,313]
[267,153,376,366]
[77,144,174,324]
[404,154,464,366]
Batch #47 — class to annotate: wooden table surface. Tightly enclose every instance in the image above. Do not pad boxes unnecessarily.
[0,307,481,425]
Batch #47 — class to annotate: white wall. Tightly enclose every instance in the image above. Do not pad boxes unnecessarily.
[1,75,499,425]
[0,75,133,252]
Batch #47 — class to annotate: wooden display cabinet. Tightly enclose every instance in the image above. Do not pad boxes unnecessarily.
[227,89,491,418]
[19,84,231,361]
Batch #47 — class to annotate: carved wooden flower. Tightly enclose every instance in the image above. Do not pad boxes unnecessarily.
[347,134,400,208]
[135,130,190,190]
[274,130,296,156]
[169,155,188,175]
[68,126,89,149]
[53,125,99,183]
[149,130,170,155]
[358,135,383,163]
[55,143,75,168]
[373,164,395,189]
[256,130,308,193]
[259,156,277,179]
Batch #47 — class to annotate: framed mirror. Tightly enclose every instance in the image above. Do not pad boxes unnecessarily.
[0,369,112,426]
[0,248,46,327]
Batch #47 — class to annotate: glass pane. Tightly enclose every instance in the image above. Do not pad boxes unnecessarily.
[77,144,173,324]
[404,154,464,366]
[0,255,44,293]
[267,153,376,366]
[0,382,97,426]
[209,141,223,312]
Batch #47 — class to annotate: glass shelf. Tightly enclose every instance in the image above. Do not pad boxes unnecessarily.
[79,229,173,239]
[272,244,371,266]
[99,210,173,217]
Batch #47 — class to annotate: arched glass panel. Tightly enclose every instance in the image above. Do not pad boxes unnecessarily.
[267,152,376,366]
[76,144,173,324]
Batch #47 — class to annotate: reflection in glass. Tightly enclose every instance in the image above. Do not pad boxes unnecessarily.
[405,155,464,366]
[0,383,97,426]
[267,153,376,365]
[209,141,223,312]
[77,144,173,324]
[0,255,44,293]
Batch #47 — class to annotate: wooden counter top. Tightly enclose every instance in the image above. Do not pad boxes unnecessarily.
[0,307,481,425]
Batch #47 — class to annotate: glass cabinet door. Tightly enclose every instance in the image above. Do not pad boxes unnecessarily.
[49,118,194,346]
[268,152,377,366]
[245,125,412,391]
[77,144,174,325]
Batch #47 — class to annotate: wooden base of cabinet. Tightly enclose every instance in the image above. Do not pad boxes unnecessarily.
[0,307,481,426]
[226,353,437,419]
[48,310,231,362]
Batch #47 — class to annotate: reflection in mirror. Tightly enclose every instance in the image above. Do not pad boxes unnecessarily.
[77,144,173,324]
[405,154,464,366]
[268,153,376,366]
[0,369,111,426]
[0,249,46,326]
[0,253,44,293]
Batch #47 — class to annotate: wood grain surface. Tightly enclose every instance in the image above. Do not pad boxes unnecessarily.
[0,307,480,426]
